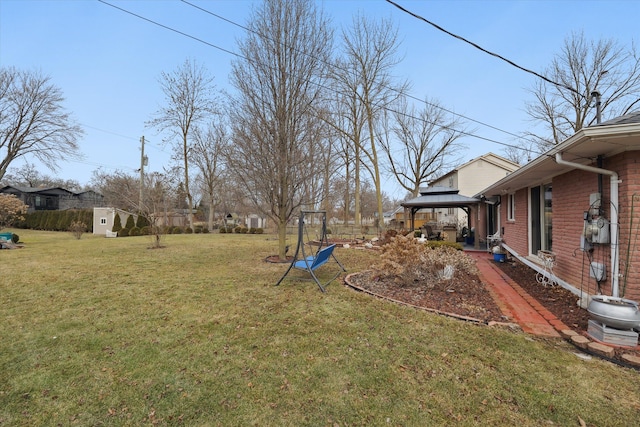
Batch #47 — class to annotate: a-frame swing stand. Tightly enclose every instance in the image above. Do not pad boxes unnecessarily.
[275,210,346,292]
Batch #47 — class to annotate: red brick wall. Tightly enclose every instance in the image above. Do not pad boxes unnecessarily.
[606,152,640,301]
[552,169,601,296]
[498,150,640,300]
[501,188,529,256]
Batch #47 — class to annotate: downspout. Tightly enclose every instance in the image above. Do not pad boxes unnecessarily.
[555,152,621,297]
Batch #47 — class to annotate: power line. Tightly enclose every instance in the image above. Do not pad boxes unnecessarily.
[179,0,538,149]
[97,0,539,156]
[97,0,240,59]
[385,0,583,98]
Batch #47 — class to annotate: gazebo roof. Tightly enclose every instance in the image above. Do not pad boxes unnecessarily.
[401,186,480,209]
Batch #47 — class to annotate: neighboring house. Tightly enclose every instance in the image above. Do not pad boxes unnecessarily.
[93,207,138,236]
[476,112,640,302]
[0,186,104,212]
[428,153,520,226]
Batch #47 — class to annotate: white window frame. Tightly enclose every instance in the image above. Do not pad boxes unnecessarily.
[507,193,515,221]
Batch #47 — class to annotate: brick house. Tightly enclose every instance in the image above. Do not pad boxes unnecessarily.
[476,112,640,302]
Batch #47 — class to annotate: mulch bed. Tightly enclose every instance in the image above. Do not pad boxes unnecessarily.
[345,253,640,366]
[346,269,504,324]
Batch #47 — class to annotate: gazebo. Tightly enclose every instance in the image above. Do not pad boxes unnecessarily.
[401,186,482,248]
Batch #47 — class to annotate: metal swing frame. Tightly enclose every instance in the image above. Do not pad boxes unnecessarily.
[275,210,346,292]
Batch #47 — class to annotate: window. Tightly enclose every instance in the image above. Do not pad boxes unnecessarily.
[100,217,107,225]
[507,193,515,221]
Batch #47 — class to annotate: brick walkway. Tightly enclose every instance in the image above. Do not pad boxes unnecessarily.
[469,251,566,337]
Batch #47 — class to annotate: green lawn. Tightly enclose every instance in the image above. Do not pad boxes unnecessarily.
[1,230,639,426]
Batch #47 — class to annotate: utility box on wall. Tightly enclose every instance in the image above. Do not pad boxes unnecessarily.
[590,262,606,282]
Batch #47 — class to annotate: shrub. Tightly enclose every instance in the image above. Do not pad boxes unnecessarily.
[202,227,209,234]
[125,214,136,230]
[185,227,193,234]
[234,226,242,234]
[194,225,203,234]
[240,227,248,234]
[112,214,122,233]
[373,234,478,289]
[255,228,264,234]
[136,215,150,229]
[129,226,141,236]
[69,221,87,240]
[425,241,463,251]
[172,226,184,234]
[219,227,227,234]
[140,226,150,235]
[119,228,130,237]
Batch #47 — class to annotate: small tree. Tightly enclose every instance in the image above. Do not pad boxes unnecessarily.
[68,221,87,240]
[0,194,28,230]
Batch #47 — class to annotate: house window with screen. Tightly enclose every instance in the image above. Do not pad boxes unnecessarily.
[507,193,515,221]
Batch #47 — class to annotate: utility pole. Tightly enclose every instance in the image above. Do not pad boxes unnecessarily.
[139,136,147,209]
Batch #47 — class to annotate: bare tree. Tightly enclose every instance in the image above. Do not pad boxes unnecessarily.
[2,162,81,191]
[0,67,83,181]
[139,171,173,248]
[379,97,466,197]
[190,118,228,230]
[337,14,408,230]
[90,169,140,211]
[327,68,366,226]
[525,31,640,150]
[226,0,333,260]
[148,59,218,231]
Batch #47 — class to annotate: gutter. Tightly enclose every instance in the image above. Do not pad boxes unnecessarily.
[554,152,621,297]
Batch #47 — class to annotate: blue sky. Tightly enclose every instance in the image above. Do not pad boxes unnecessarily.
[1,0,638,195]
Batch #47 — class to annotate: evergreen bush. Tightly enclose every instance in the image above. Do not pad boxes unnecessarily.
[112,214,122,233]
[136,215,150,229]
[173,226,184,234]
[140,226,150,235]
[185,227,193,234]
[202,227,209,233]
[125,214,136,230]
[129,226,141,236]
[119,228,130,237]
[255,228,264,234]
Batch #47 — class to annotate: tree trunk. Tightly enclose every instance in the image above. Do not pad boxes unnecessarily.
[208,200,215,231]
